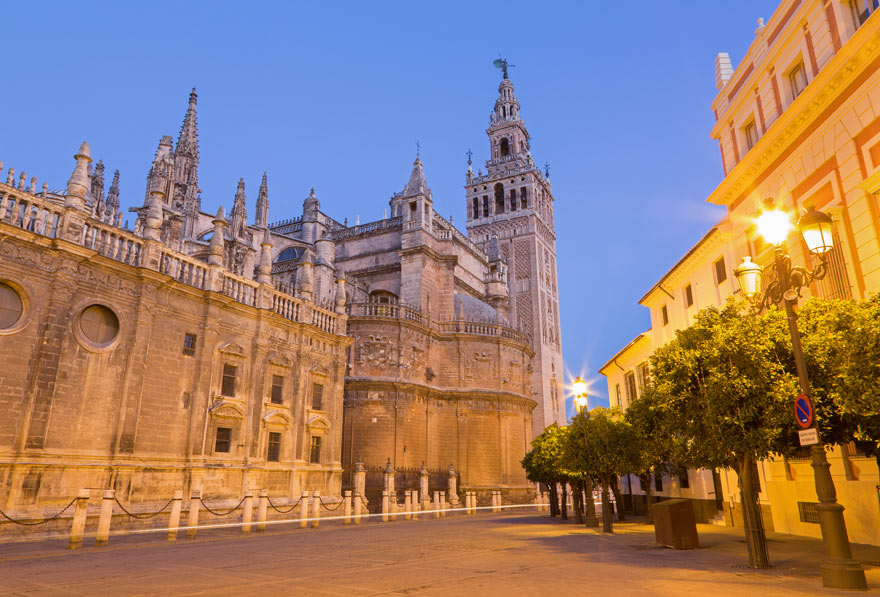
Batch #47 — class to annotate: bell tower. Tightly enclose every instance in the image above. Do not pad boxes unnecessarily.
[465,67,564,436]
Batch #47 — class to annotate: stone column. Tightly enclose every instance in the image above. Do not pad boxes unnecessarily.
[256,489,268,532]
[343,491,352,525]
[186,490,201,539]
[167,490,184,541]
[310,491,321,528]
[95,489,115,547]
[299,491,310,529]
[447,464,460,506]
[68,489,91,549]
[419,462,430,509]
[383,458,395,494]
[241,491,253,533]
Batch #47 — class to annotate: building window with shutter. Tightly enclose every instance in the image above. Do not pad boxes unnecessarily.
[714,256,727,284]
[661,305,669,326]
[221,364,237,397]
[850,0,878,29]
[312,383,324,410]
[271,375,284,404]
[788,62,808,99]
[267,432,281,462]
[625,371,638,403]
[214,427,232,453]
[684,284,694,308]
[743,120,759,151]
[310,436,322,464]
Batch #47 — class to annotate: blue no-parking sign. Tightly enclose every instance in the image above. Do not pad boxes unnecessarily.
[795,394,813,429]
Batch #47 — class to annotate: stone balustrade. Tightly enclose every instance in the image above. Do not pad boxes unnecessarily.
[82,220,143,267]
[0,182,63,238]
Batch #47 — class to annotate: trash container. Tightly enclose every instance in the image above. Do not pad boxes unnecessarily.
[652,498,699,549]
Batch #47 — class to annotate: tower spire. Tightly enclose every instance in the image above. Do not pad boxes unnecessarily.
[106,170,120,217]
[255,172,269,228]
[231,177,247,238]
[173,87,200,221]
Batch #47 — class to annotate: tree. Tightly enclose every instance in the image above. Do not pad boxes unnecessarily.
[521,424,568,517]
[647,297,800,568]
[564,408,640,533]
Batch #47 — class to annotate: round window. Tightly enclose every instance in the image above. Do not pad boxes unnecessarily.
[0,282,23,329]
[79,305,120,346]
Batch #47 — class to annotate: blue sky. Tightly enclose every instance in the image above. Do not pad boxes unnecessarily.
[2,1,777,413]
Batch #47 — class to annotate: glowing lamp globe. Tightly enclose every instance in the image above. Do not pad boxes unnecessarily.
[756,206,793,246]
[734,256,763,298]
[573,394,588,414]
[798,206,834,255]
[571,377,587,397]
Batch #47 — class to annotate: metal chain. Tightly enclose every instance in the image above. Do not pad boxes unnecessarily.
[359,495,369,506]
[199,495,246,517]
[266,496,301,514]
[318,496,344,511]
[114,497,174,520]
[0,497,77,526]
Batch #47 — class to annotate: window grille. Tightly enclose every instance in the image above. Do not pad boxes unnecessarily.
[312,383,324,410]
[183,333,197,356]
[798,501,820,524]
[310,436,322,464]
[271,375,284,404]
[221,364,237,397]
[215,428,231,453]
[267,432,281,462]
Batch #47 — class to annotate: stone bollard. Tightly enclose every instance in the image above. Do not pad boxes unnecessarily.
[299,491,310,529]
[404,491,412,520]
[186,490,201,539]
[353,492,363,524]
[256,489,268,532]
[381,491,389,522]
[343,491,352,525]
[241,491,254,533]
[411,491,419,521]
[433,491,441,519]
[168,489,184,541]
[440,491,447,517]
[465,491,472,515]
[390,493,398,522]
[95,489,115,546]
[68,489,91,549]
[310,491,320,528]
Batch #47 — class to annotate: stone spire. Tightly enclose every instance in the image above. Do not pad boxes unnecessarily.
[91,160,105,216]
[231,178,248,238]
[106,170,120,216]
[173,88,201,217]
[208,206,226,266]
[255,172,269,228]
[256,227,273,284]
[400,153,431,199]
[493,77,521,123]
[66,142,92,209]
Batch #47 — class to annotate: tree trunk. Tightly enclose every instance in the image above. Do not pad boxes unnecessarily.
[600,477,613,533]
[548,483,559,517]
[644,471,654,524]
[584,477,598,527]
[560,482,568,520]
[737,454,771,569]
[573,480,584,524]
[610,475,625,521]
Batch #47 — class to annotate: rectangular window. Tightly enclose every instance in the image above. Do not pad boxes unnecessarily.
[615,384,622,408]
[312,383,324,410]
[271,375,284,404]
[850,0,878,28]
[310,435,322,464]
[221,364,237,397]
[743,121,759,151]
[183,333,197,356]
[214,427,232,453]
[509,189,517,211]
[267,431,281,462]
[661,305,669,326]
[789,62,808,99]
[714,256,727,284]
[625,371,638,403]
[482,196,489,217]
[654,473,663,492]
[472,197,479,219]
[678,467,690,489]
[636,362,650,391]
[684,284,694,308]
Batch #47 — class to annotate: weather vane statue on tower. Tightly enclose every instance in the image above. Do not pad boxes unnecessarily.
[492,57,515,80]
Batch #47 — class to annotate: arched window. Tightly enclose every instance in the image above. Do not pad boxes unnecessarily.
[494,183,505,214]
[509,189,517,211]
[274,247,302,263]
[520,187,528,208]
[368,290,398,317]
[499,138,510,157]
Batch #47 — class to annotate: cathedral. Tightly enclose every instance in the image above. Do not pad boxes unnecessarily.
[0,73,564,516]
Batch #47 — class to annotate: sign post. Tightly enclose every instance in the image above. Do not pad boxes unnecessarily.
[794,394,817,446]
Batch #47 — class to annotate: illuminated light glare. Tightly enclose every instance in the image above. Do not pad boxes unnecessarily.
[571,377,587,397]
[755,208,793,245]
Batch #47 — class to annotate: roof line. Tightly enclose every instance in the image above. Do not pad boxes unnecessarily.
[638,225,720,305]
[598,331,651,375]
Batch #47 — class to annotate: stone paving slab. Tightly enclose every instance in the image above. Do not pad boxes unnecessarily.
[1,513,879,595]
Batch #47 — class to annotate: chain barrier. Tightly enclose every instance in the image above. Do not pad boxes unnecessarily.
[359,495,369,506]
[114,497,175,520]
[199,495,247,517]
[0,498,77,526]
[318,496,344,511]
[266,496,301,514]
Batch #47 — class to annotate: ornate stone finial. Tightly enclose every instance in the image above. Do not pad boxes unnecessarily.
[106,170,120,216]
[334,274,347,314]
[355,459,365,473]
[66,142,92,208]
[255,171,269,228]
[383,208,387,219]
[343,217,348,227]
[41,182,48,197]
[448,463,456,475]
[18,171,26,190]
[29,177,36,194]
[256,227,273,284]
[143,190,165,241]
[5,167,14,186]
[355,214,360,226]
[544,162,550,178]
[208,206,226,266]
[385,457,393,473]
[420,461,427,473]
[466,148,473,165]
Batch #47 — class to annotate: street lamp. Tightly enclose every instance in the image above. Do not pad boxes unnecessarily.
[570,376,599,527]
[572,377,588,414]
[734,200,866,590]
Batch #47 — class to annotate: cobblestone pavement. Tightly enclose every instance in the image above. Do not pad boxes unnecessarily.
[1,512,879,595]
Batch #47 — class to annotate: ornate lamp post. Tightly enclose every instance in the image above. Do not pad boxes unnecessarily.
[733,200,866,590]
[571,377,599,528]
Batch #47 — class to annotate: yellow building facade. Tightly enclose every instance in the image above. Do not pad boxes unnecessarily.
[603,0,880,545]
